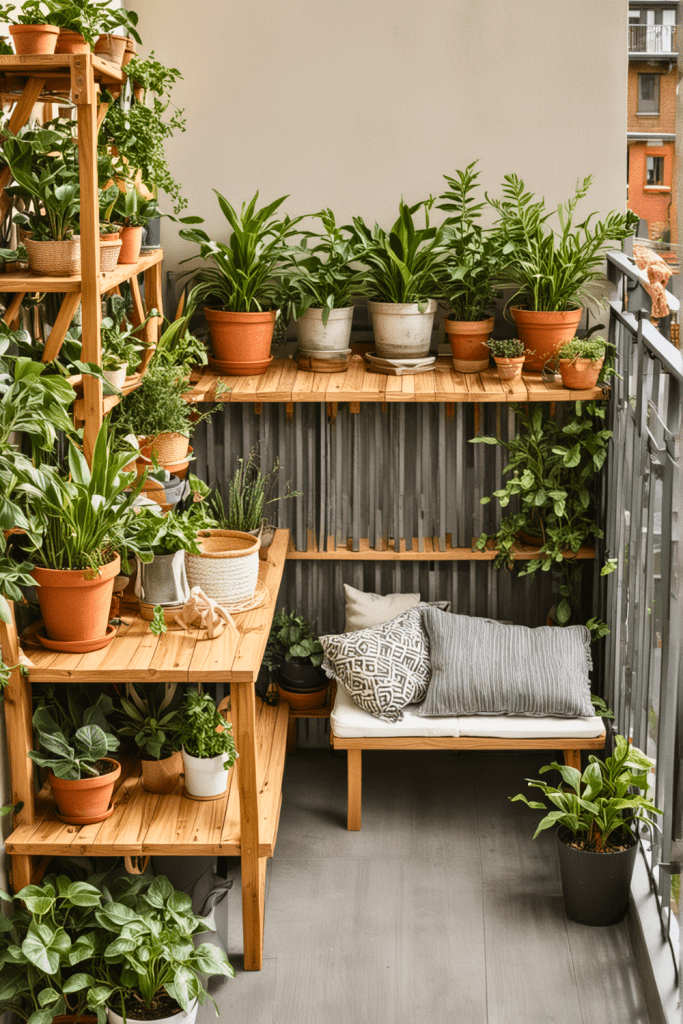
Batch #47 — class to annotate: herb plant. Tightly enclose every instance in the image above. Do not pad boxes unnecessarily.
[45,0,142,46]
[486,338,526,358]
[0,2,53,25]
[124,506,201,557]
[264,609,324,673]
[557,336,607,361]
[152,315,208,376]
[209,448,301,532]
[511,734,662,853]
[119,682,182,760]
[284,208,363,324]
[116,364,195,439]
[176,690,238,768]
[150,604,167,637]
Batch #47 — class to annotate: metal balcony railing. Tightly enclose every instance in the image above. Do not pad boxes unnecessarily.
[628,23,677,53]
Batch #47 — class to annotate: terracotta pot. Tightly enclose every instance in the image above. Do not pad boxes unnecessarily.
[55,29,90,54]
[511,307,583,373]
[94,33,127,66]
[10,24,59,54]
[205,308,277,376]
[559,356,604,390]
[444,316,494,373]
[49,758,121,824]
[31,553,121,644]
[100,230,120,241]
[118,225,143,265]
[122,38,137,68]
[276,681,328,711]
[494,355,525,384]
[141,751,182,794]
[516,528,544,547]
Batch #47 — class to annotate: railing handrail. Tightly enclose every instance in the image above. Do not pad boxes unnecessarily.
[628,21,677,52]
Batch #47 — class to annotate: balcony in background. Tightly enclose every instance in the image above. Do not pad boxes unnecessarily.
[629,23,678,57]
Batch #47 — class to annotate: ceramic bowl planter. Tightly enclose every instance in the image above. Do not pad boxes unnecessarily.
[94,33,127,65]
[559,357,604,390]
[556,826,638,926]
[31,553,121,646]
[368,300,437,359]
[182,749,230,801]
[445,316,494,373]
[103,363,127,390]
[296,305,354,357]
[511,307,583,373]
[134,551,190,607]
[25,237,81,277]
[49,757,121,824]
[205,308,277,376]
[55,29,90,54]
[141,750,183,794]
[494,356,525,384]
[118,225,144,265]
[108,1003,198,1024]
[10,23,59,54]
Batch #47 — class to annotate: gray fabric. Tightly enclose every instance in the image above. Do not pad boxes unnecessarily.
[417,609,593,718]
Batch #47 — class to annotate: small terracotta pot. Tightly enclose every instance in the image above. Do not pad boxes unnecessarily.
[118,225,143,265]
[494,355,525,384]
[10,24,59,54]
[94,33,127,66]
[559,356,604,390]
[49,758,121,824]
[205,308,277,376]
[511,307,583,373]
[122,38,137,67]
[32,554,121,644]
[444,316,494,373]
[141,751,182,794]
[276,682,328,711]
[55,29,90,54]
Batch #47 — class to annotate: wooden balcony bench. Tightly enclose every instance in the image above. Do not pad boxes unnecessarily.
[330,684,606,830]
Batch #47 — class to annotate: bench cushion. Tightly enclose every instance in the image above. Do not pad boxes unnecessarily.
[344,584,420,631]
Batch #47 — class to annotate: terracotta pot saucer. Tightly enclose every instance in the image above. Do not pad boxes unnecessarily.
[208,354,273,376]
[55,801,114,824]
[37,622,117,653]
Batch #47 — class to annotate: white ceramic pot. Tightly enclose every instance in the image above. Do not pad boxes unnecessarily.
[296,305,354,353]
[103,363,127,389]
[135,551,190,607]
[107,1000,198,1024]
[182,748,230,800]
[367,299,437,359]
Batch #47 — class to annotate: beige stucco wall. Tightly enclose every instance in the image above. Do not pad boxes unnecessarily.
[128,0,628,272]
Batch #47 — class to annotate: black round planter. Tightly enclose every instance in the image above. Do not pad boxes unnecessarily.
[279,661,323,690]
[556,826,638,926]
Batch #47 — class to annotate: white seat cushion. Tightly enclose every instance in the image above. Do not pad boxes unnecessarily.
[332,685,604,740]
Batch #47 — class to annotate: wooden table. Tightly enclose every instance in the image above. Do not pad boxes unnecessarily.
[1,530,290,971]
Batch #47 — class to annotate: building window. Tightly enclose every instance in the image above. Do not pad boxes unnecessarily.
[646,155,665,186]
[638,73,660,114]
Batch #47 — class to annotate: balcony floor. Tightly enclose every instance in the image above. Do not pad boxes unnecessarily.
[201,749,651,1024]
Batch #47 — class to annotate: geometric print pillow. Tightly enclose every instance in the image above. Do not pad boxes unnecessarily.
[320,605,431,722]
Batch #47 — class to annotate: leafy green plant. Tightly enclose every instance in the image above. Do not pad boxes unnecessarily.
[29,699,120,781]
[511,734,661,852]
[118,683,182,760]
[557,336,606,361]
[264,609,323,672]
[152,315,208,376]
[0,241,28,266]
[125,506,201,557]
[150,604,167,637]
[181,191,301,314]
[0,2,54,25]
[486,338,526,358]
[176,690,237,768]
[116,364,196,439]
[3,130,80,241]
[45,0,142,46]
[487,173,637,315]
[283,208,363,324]
[209,448,301,532]
[101,295,158,374]
[105,181,161,229]
[346,196,449,308]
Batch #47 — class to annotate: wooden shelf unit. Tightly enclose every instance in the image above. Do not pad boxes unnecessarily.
[286,535,596,562]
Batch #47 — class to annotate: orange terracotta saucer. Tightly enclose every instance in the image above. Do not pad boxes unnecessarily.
[37,622,118,653]
[208,354,273,377]
[55,802,115,824]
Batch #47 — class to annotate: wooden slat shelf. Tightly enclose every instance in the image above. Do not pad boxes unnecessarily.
[286,535,596,561]
[5,701,289,860]
[0,52,125,87]
[184,356,607,405]
[0,248,164,295]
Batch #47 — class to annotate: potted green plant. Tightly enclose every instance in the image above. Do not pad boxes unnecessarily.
[347,196,449,360]
[0,2,60,54]
[284,208,363,365]
[101,296,158,389]
[556,336,607,390]
[0,241,28,272]
[119,682,184,794]
[265,609,326,709]
[106,183,161,265]
[125,506,200,608]
[487,173,637,371]
[175,690,238,800]
[181,191,301,376]
[511,734,662,926]
[92,6,141,65]
[438,162,501,372]
[28,694,121,824]
[48,0,141,54]
[151,315,208,381]
[486,338,527,384]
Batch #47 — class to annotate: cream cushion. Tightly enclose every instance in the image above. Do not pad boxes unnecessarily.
[343,584,420,632]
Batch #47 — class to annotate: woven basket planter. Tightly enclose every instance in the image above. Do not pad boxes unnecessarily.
[140,432,190,465]
[25,237,81,276]
[185,530,261,606]
[100,238,122,272]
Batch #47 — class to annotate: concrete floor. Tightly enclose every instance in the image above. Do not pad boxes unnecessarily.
[203,748,652,1024]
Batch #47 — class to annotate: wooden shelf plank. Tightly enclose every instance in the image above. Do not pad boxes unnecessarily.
[0,249,164,295]
[183,356,607,405]
[286,535,596,562]
[0,52,125,87]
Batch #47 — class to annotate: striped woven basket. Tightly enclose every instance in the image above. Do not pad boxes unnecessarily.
[185,530,261,605]
[25,237,81,276]
[140,432,190,465]
[100,238,123,272]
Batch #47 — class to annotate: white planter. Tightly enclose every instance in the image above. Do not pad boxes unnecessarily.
[103,363,127,389]
[107,1000,198,1024]
[182,748,230,800]
[368,299,437,359]
[135,551,189,607]
[296,305,354,354]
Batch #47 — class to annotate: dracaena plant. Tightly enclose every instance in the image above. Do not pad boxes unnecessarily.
[283,208,364,324]
[176,690,238,768]
[118,682,183,761]
[346,196,450,308]
[28,696,120,780]
[105,181,161,229]
[180,191,302,314]
[511,734,662,852]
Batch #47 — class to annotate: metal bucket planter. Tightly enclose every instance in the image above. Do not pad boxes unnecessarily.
[368,300,437,359]
[135,551,190,607]
[556,825,638,926]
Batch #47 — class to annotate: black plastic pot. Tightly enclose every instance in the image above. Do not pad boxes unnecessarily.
[556,826,638,926]
[279,661,323,690]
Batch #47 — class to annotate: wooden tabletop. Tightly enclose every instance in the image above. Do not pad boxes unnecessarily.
[0,249,163,295]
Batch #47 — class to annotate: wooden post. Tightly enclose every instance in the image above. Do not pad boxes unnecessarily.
[347,749,362,831]
[41,293,82,363]
[0,77,47,221]
[564,749,582,771]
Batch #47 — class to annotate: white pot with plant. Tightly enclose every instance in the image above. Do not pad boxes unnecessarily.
[102,295,159,389]
[178,690,238,800]
[119,682,184,794]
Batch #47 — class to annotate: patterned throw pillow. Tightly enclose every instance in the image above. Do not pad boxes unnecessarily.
[320,605,431,722]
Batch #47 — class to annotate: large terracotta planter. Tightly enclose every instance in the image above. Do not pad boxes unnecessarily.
[141,751,182,794]
[559,356,604,390]
[94,33,127,66]
[444,316,494,373]
[10,24,59,54]
[118,225,143,265]
[494,355,525,384]
[204,308,277,376]
[55,29,90,54]
[367,300,437,359]
[511,307,583,372]
[32,554,121,645]
[49,757,121,824]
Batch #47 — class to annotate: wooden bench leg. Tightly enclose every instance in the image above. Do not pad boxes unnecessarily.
[564,749,581,771]
[347,749,362,831]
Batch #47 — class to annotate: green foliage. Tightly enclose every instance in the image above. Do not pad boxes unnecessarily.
[264,609,323,671]
[283,208,363,323]
[152,315,208,375]
[486,338,526,358]
[118,683,182,760]
[104,181,160,229]
[0,242,28,265]
[176,690,238,769]
[511,734,661,852]
[126,506,201,557]
[101,295,158,374]
[3,125,80,241]
[44,0,142,46]
[557,336,607,361]
[149,605,167,637]
[438,161,501,320]
[487,173,638,314]
[346,196,449,307]
[181,191,301,314]
[0,1,53,25]
[116,364,195,438]
[29,694,119,781]
[590,695,614,720]
[214,448,301,532]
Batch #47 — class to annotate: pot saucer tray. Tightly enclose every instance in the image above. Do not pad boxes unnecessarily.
[363,353,436,376]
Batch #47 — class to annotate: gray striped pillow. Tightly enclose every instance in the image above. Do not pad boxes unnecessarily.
[417,609,593,718]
